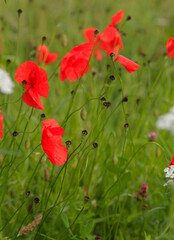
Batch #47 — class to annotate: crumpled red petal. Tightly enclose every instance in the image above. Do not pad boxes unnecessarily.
[23,87,44,109]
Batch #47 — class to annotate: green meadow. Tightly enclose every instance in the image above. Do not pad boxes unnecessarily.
[0,0,174,239]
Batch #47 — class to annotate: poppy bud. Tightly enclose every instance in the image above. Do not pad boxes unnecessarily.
[12,131,18,136]
[34,197,40,204]
[84,195,90,202]
[126,16,132,21]
[93,142,98,148]
[80,107,87,120]
[100,97,106,101]
[44,168,49,181]
[82,130,88,136]
[103,102,111,108]
[109,75,115,80]
[41,113,46,119]
[26,190,31,196]
[124,123,129,128]
[136,98,140,105]
[122,96,128,102]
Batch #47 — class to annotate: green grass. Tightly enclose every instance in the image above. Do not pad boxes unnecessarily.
[0,0,174,239]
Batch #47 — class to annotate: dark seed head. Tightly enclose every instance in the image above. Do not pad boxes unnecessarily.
[34,197,40,204]
[82,130,88,135]
[22,80,27,85]
[106,64,111,71]
[41,113,45,119]
[17,9,23,15]
[84,195,90,202]
[12,131,18,137]
[100,97,106,101]
[103,102,111,107]
[93,142,98,148]
[136,98,140,104]
[66,140,72,146]
[42,36,47,42]
[6,59,11,65]
[95,236,102,240]
[71,90,75,95]
[92,71,96,76]
[110,52,115,58]
[26,190,30,196]
[109,75,115,80]
[122,96,128,102]
[94,29,99,37]
[124,123,129,128]
[127,16,132,21]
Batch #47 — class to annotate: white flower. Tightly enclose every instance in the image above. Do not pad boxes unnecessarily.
[0,68,14,94]
[164,165,174,186]
[156,107,174,134]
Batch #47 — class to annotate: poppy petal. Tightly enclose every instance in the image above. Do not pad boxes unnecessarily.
[45,53,58,64]
[167,38,174,58]
[114,55,140,73]
[23,88,44,109]
[111,10,124,25]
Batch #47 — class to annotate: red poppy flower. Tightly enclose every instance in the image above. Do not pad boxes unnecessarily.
[83,10,124,60]
[41,119,68,166]
[0,110,3,138]
[60,42,93,81]
[36,44,58,64]
[114,55,140,73]
[15,61,49,109]
[168,156,174,166]
[166,38,174,58]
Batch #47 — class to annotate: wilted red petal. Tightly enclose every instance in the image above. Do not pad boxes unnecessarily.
[166,38,174,58]
[23,88,44,109]
[41,119,68,166]
[114,55,140,73]
[0,110,3,138]
[111,10,124,25]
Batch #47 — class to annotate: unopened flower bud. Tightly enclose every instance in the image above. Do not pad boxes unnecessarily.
[103,102,111,107]
[26,190,30,196]
[100,97,106,101]
[95,236,102,240]
[126,16,132,21]
[148,131,158,141]
[6,59,11,65]
[17,9,23,16]
[110,52,115,58]
[82,130,88,136]
[80,107,87,120]
[94,29,99,37]
[42,36,47,42]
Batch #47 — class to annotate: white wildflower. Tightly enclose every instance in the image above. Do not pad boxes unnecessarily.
[156,107,174,134]
[164,164,174,186]
[0,68,14,94]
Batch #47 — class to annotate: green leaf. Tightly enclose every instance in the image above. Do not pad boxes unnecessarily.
[61,212,70,228]
[80,219,95,237]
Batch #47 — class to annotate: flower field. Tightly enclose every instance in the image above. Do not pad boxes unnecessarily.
[0,0,174,239]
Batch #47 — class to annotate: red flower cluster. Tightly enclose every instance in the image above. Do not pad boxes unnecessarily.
[15,61,49,109]
[36,44,58,64]
[60,42,93,82]
[0,110,3,138]
[166,38,174,58]
[83,10,124,60]
[168,156,174,166]
[133,182,149,201]
[41,119,68,166]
